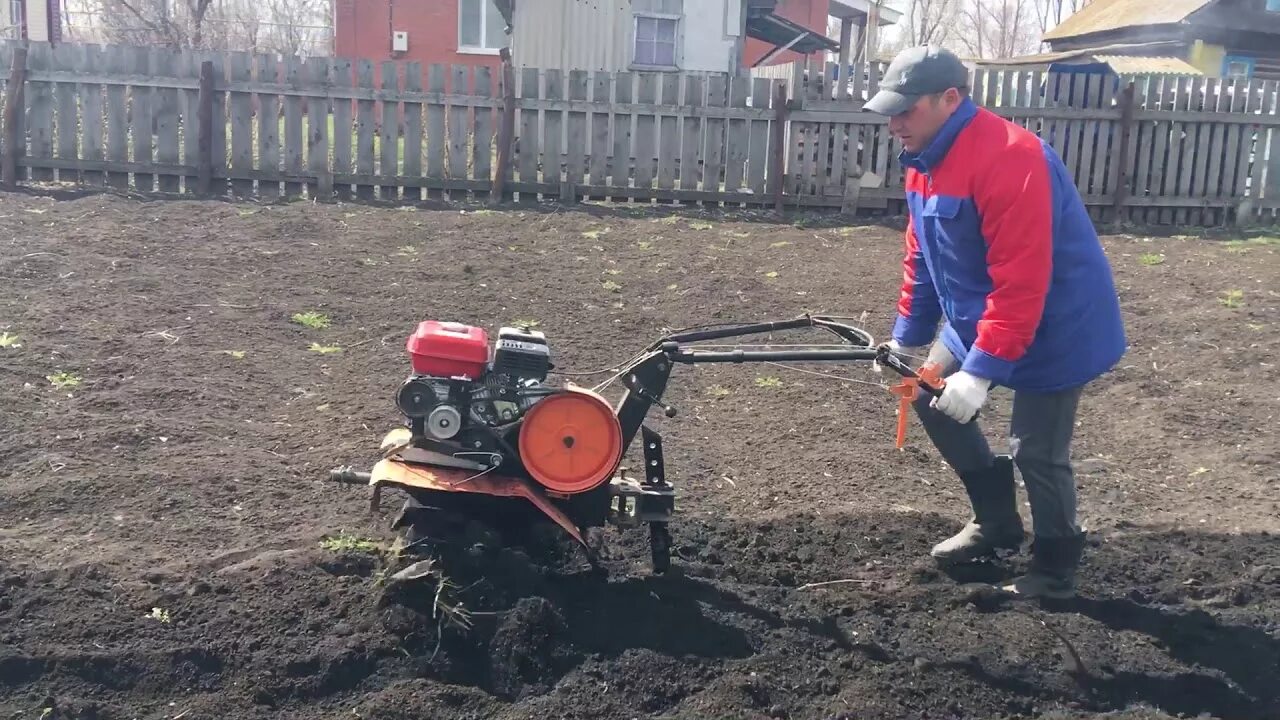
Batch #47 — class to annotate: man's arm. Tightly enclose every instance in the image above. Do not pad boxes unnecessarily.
[892,217,943,348]
[960,140,1054,385]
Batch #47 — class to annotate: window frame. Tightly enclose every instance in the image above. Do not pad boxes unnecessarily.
[1222,54,1255,79]
[457,0,506,56]
[630,12,681,71]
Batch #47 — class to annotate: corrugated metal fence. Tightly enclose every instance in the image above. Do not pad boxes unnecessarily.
[2,40,1279,226]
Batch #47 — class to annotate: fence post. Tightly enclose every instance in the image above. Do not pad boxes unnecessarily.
[492,47,516,205]
[196,60,215,196]
[1111,81,1136,225]
[1,45,28,189]
[771,81,788,214]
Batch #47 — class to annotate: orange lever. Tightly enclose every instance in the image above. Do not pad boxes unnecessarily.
[888,362,946,449]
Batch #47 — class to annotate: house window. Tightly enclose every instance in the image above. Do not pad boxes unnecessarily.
[1267,0,1280,11]
[1223,55,1255,79]
[9,0,22,30]
[459,0,505,53]
[633,14,678,69]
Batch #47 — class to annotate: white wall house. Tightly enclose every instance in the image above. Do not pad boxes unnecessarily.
[509,0,752,76]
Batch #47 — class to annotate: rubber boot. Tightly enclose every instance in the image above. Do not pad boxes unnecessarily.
[1001,532,1086,599]
[931,455,1026,564]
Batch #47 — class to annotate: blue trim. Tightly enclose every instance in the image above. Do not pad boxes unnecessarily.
[961,346,1016,385]
[1222,55,1256,79]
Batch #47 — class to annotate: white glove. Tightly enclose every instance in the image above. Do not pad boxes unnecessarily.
[931,370,989,424]
[873,339,924,374]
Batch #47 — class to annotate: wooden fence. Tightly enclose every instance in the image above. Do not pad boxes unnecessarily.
[2,40,1279,226]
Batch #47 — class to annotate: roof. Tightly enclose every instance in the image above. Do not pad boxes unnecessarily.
[1092,54,1203,75]
[745,12,841,55]
[828,0,904,26]
[1041,0,1213,41]
[974,41,1183,66]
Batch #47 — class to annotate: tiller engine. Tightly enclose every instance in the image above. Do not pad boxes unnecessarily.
[330,315,943,573]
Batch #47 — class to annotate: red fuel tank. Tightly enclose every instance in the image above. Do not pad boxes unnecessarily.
[406,321,490,379]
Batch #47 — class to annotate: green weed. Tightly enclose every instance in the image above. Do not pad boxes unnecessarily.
[47,371,80,389]
[292,311,331,329]
[0,332,21,348]
[1219,289,1244,308]
[1138,253,1165,266]
[309,343,343,354]
[320,532,381,554]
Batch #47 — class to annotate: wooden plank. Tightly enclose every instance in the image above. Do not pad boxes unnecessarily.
[103,46,129,191]
[588,72,610,195]
[330,57,353,201]
[1,45,27,188]
[632,72,657,193]
[472,65,493,198]
[983,68,998,108]
[1220,77,1246,221]
[1247,81,1276,219]
[1200,77,1226,225]
[402,61,424,202]
[1173,76,1202,225]
[150,47,181,193]
[747,78,770,196]
[78,46,105,187]
[448,65,471,199]
[281,55,305,199]
[52,43,78,184]
[425,64,446,200]
[656,73,678,194]
[308,57,331,200]
[1264,82,1280,215]
[130,46,156,192]
[702,73,727,201]
[611,71,633,198]
[679,74,703,192]
[772,81,787,212]
[1188,76,1215,225]
[26,43,53,183]
[723,75,750,196]
[380,60,400,200]
[1117,80,1143,224]
[541,68,563,201]
[565,70,588,194]
[208,52,227,196]
[257,53,281,202]
[353,59,375,201]
[1131,75,1158,224]
[518,67,540,188]
[182,50,202,192]
[226,51,253,197]
[1147,76,1173,224]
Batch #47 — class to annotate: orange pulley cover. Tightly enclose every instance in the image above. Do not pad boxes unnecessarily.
[518,386,623,495]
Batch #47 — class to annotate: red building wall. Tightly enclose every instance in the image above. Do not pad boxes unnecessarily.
[743,0,831,67]
[334,0,500,86]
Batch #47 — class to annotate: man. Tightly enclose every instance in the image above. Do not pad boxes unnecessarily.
[866,45,1126,599]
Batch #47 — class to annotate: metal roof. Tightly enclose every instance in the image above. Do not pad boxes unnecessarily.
[1041,0,1213,41]
[1092,55,1203,75]
[745,12,841,56]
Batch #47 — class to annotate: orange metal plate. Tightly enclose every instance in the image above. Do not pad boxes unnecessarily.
[370,458,587,547]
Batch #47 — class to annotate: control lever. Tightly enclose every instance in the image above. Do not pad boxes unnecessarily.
[623,373,677,417]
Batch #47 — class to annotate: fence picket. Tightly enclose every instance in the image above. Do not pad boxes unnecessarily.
[633,72,657,194]
[353,59,374,200]
[518,68,540,190]
[330,57,352,201]
[380,60,400,200]
[747,78,770,196]
[27,43,53,182]
[679,75,703,192]
[588,72,611,196]
[228,51,253,197]
[53,43,78,184]
[425,64,445,199]
[448,65,471,199]
[724,75,750,198]
[542,69,564,200]
[284,55,306,198]
[611,71,633,199]
[401,61,423,202]
[257,53,281,202]
[79,45,105,187]
[656,73,678,196]
[472,66,493,199]
[104,45,129,191]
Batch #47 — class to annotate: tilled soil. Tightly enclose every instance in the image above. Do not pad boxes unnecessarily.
[1,191,1277,720]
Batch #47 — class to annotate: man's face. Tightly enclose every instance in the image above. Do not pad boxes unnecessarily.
[887,89,964,154]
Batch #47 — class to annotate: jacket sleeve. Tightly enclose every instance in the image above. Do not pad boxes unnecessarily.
[892,216,943,348]
[960,141,1054,384]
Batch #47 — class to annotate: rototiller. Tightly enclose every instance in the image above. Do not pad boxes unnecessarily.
[329,315,946,572]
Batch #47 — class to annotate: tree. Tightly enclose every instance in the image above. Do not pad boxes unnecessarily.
[1034,0,1094,36]
[904,0,960,47]
[955,0,1040,59]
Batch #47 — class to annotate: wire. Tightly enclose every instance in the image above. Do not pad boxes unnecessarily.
[760,362,891,390]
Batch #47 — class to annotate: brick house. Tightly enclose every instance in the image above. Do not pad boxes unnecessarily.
[333,0,511,75]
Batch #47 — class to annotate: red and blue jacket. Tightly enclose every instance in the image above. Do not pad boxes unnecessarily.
[891,98,1126,393]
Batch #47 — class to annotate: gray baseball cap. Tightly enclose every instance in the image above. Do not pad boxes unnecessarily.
[864,45,970,116]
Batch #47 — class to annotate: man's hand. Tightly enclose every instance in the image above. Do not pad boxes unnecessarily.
[931,370,989,423]
[873,339,924,374]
